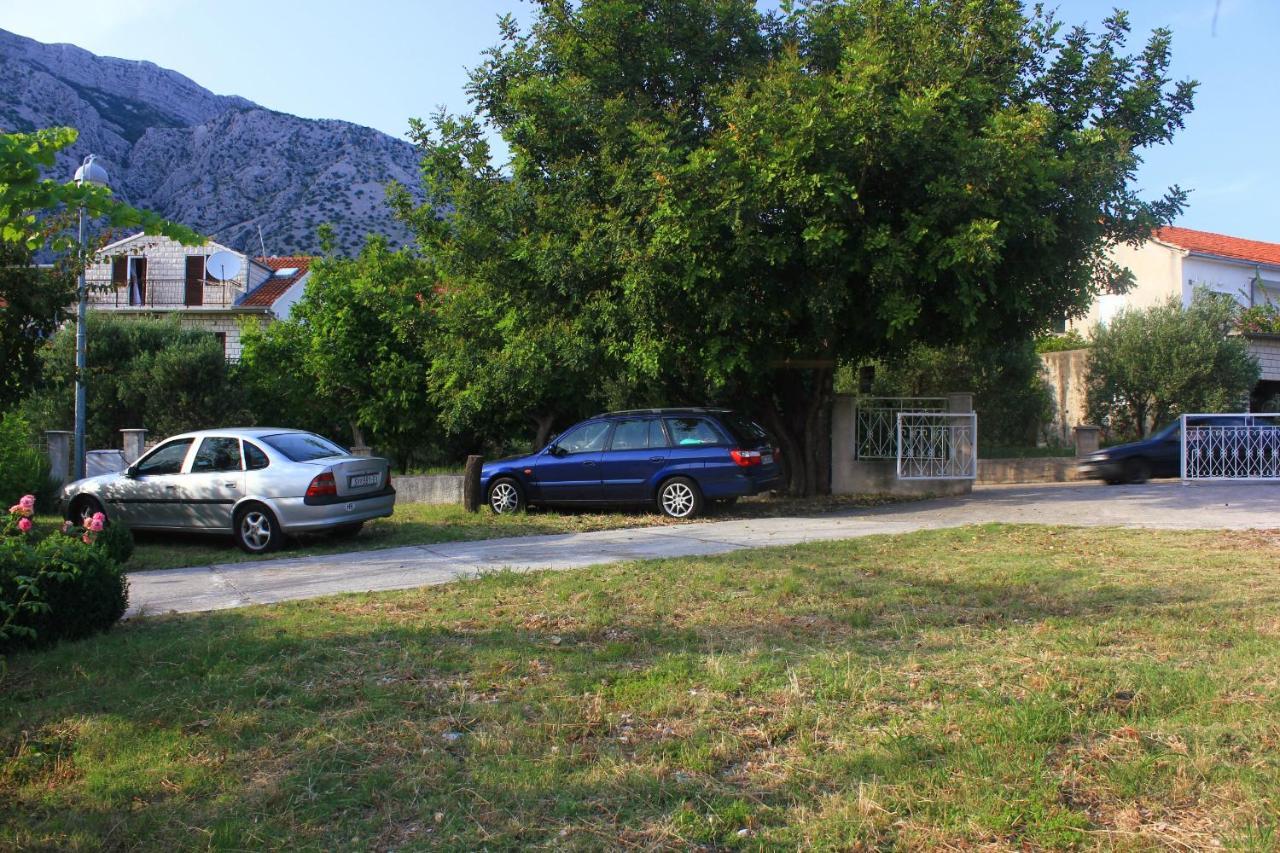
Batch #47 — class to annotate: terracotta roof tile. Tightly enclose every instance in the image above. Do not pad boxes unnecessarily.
[242,256,311,307]
[1156,226,1280,267]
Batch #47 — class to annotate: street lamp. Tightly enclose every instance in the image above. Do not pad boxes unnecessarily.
[72,154,108,481]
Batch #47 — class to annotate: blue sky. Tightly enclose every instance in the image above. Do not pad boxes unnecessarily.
[1,0,1274,240]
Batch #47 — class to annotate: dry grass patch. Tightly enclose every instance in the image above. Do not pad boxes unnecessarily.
[3,525,1280,849]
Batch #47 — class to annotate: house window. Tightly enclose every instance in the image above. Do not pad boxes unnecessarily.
[214,332,227,356]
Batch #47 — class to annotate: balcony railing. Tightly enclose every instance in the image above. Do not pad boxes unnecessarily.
[85,278,247,309]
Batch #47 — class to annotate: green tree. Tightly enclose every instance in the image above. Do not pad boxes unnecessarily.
[853,341,1054,449]
[394,0,1195,494]
[21,314,246,447]
[240,235,438,467]
[1086,293,1258,439]
[0,243,74,411]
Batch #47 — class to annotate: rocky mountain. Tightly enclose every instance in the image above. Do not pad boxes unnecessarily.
[0,28,420,256]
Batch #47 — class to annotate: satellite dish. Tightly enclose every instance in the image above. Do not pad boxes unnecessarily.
[205,250,243,281]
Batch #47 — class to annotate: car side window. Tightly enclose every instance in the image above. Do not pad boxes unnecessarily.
[135,439,194,476]
[192,437,242,473]
[609,419,649,451]
[244,441,270,470]
[664,417,721,446]
[557,422,612,454]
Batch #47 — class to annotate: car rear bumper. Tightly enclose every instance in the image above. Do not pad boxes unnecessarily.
[703,470,783,498]
[272,488,396,532]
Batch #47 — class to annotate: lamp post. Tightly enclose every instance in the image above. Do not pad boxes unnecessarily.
[72,154,108,481]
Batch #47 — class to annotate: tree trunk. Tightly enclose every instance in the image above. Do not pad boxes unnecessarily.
[349,420,367,451]
[758,366,834,497]
[532,413,556,451]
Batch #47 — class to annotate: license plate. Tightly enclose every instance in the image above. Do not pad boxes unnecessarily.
[762,454,774,465]
[348,472,380,489]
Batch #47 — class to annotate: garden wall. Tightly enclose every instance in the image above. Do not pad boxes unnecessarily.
[394,474,464,505]
[1040,348,1091,445]
[976,457,1083,485]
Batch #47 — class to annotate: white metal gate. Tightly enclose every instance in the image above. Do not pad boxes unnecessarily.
[855,397,948,459]
[1181,413,1280,481]
[896,412,978,480]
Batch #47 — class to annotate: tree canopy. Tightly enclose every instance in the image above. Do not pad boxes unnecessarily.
[395,0,1195,493]
[1086,293,1258,438]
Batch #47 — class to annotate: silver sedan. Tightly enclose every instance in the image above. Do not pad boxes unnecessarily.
[61,428,395,553]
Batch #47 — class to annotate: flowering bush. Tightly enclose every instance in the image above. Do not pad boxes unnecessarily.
[1,495,129,655]
[1235,303,1280,336]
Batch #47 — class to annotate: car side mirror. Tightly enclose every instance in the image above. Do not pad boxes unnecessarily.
[548,444,567,458]
[124,465,138,479]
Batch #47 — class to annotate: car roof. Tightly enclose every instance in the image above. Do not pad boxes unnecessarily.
[162,427,316,441]
[592,407,735,419]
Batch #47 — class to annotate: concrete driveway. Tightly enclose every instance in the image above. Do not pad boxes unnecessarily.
[126,481,1280,618]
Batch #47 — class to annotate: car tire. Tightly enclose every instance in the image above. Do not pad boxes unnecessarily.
[1124,458,1151,484]
[68,495,108,526]
[234,503,284,554]
[487,477,525,515]
[330,521,364,539]
[658,476,704,519]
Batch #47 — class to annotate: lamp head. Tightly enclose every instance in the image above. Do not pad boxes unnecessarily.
[73,154,109,187]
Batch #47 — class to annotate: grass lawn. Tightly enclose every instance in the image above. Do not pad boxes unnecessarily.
[3,525,1280,849]
[44,494,907,573]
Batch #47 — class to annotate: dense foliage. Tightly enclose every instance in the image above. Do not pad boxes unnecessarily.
[0,412,52,506]
[240,235,445,468]
[1086,293,1258,438]
[849,341,1054,448]
[393,0,1195,493]
[1035,329,1091,353]
[20,313,245,449]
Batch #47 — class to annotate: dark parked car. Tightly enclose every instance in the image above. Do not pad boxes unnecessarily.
[1077,415,1261,484]
[481,408,782,518]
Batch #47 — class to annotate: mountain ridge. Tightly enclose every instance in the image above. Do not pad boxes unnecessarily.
[0,28,419,256]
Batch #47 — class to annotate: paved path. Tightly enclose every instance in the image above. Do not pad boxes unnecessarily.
[126,481,1280,618]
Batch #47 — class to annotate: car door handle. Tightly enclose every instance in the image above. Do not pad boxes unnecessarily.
[223,481,237,488]
[583,461,596,467]
[165,485,178,490]
[649,456,664,462]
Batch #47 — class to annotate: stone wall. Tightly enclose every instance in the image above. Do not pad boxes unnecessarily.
[977,457,1082,485]
[1245,335,1280,382]
[1040,348,1091,445]
[394,474,464,505]
[174,311,269,362]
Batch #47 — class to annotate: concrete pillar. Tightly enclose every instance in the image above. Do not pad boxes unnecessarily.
[1073,425,1101,457]
[120,429,148,464]
[46,430,72,487]
[350,445,372,457]
[829,393,858,495]
[947,392,974,413]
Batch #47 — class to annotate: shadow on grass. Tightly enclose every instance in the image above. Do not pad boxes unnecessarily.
[7,527,1259,848]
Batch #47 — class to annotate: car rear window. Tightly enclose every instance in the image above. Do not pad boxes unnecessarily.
[664,417,722,446]
[720,413,770,446]
[261,433,347,462]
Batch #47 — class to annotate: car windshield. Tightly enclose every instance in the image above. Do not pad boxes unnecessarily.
[261,432,348,462]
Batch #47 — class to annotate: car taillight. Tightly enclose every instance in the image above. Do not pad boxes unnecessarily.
[730,448,762,467]
[306,472,337,498]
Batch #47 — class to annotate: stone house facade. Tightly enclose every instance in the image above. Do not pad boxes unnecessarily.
[84,233,311,361]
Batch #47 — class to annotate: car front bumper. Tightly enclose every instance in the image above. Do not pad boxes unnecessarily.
[1077,459,1123,480]
[271,488,396,533]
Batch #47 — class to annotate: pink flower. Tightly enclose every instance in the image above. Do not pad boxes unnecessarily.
[17,517,32,533]
[62,520,73,534]
[19,495,35,511]
[89,518,104,532]
[8,504,20,515]
[82,533,91,544]
[92,512,105,524]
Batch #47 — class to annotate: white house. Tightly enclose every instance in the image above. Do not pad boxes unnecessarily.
[1045,226,1280,441]
[83,233,311,361]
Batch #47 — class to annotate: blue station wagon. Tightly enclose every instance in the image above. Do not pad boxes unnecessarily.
[480,408,782,518]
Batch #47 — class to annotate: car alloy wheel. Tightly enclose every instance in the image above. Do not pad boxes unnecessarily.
[659,478,702,519]
[488,478,523,515]
[236,506,279,553]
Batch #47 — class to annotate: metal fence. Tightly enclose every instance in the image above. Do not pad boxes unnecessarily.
[896,412,978,480]
[854,396,948,459]
[85,277,247,308]
[1181,413,1280,481]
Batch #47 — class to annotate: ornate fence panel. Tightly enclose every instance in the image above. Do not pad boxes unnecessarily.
[896,412,978,480]
[854,397,948,460]
[1181,413,1280,481]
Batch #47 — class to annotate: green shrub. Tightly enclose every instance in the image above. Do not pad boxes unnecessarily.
[1,512,129,655]
[94,520,135,565]
[1035,329,1091,353]
[0,412,52,505]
